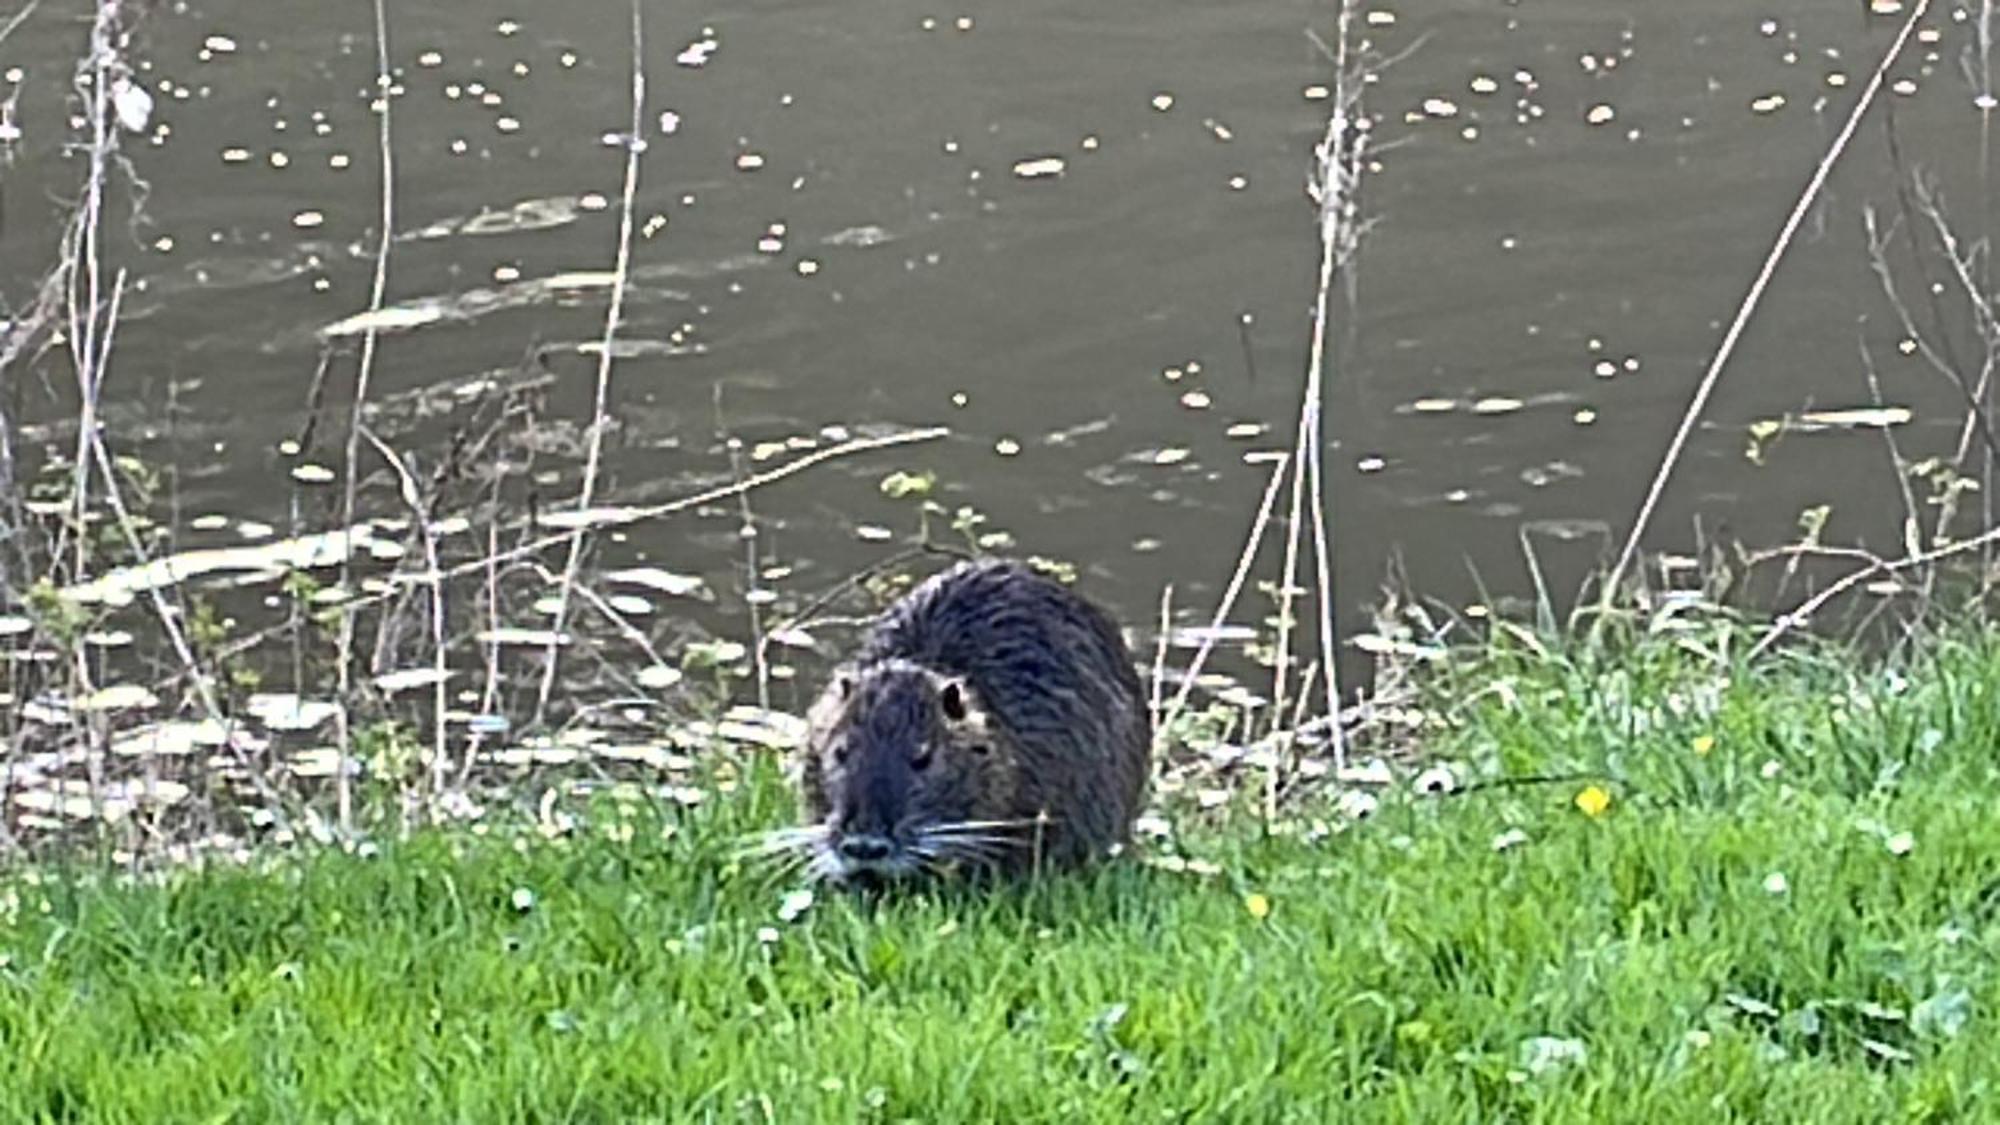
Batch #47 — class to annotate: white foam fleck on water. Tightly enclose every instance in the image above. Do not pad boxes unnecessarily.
[476,627,572,647]
[375,668,453,693]
[677,38,719,68]
[248,693,342,731]
[1012,155,1066,179]
[78,685,159,712]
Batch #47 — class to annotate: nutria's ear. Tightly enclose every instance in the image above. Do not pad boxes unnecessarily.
[939,678,969,722]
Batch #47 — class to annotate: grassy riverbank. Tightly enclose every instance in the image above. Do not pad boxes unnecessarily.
[4,618,2000,1121]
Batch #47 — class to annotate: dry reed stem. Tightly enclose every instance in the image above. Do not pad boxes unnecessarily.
[1855,339,1929,604]
[1862,206,2000,468]
[1604,0,1933,605]
[0,0,42,47]
[333,0,398,838]
[1962,0,1997,550]
[464,480,507,775]
[1748,522,2000,660]
[728,435,771,712]
[1160,453,1292,741]
[1148,583,1172,737]
[1272,0,1364,770]
[356,427,450,805]
[81,278,290,825]
[332,427,952,619]
[525,561,673,683]
[62,0,119,590]
[535,0,647,725]
[750,542,963,683]
[1911,177,2000,473]
[52,3,295,832]
[53,6,284,833]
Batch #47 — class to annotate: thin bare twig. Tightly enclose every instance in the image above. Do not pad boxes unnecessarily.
[1149,583,1172,737]
[0,0,43,48]
[1160,454,1292,740]
[356,427,449,809]
[1747,523,2000,660]
[1604,0,1932,603]
[535,0,646,725]
[751,542,966,679]
[1273,1,1365,770]
[332,0,397,838]
[338,427,954,617]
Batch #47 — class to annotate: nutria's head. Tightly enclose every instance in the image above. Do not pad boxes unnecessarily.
[796,659,1022,883]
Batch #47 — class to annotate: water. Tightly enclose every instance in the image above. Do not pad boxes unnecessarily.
[1,0,1993,712]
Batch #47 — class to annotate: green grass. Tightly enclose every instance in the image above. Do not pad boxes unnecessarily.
[5,618,2000,1121]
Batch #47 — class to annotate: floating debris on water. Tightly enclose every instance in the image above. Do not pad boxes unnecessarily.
[110,78,154,133]
[15,779,191,822]
[1764,406,1912,433]
[637,665,684,690]
[677,37,719,68]
[681,639,747,668]
[114,719,267,757]
[373,667,453,694]
[537,506,643,531]
[477,628,572,647]
[604,567,708,597]
[318,269,634,339]
[247,693,343,732]
[77,684,161,713]
[1012,155,1066,179]
[61,525,378,606]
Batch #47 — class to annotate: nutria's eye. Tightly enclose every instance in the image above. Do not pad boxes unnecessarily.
[829,742,848,765]
[911,747,933,772]
[939,680,969,722]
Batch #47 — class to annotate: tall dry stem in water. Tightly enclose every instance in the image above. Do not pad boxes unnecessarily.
[534,0,647,725]
[1603,0,1933,607]
[1273,2,1370,769]
[333,0,398,835]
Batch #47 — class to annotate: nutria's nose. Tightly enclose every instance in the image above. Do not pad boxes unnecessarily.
[837,834,893,863]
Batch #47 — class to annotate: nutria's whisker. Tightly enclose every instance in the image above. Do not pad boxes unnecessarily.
[733,825,828,861]
[915,831,1020,867]
[804,850,843,884]
[916,828,1025,851]
[921,817,1042,835]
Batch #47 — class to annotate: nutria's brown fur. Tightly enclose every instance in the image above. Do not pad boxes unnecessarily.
[795,557,1151,882]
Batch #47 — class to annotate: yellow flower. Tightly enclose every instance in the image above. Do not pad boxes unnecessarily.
[1244,892,1272,920]
[1574,785,1612,818]
[1692,735,1716,757]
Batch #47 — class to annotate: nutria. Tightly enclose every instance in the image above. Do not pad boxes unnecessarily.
[789,557,1151,883]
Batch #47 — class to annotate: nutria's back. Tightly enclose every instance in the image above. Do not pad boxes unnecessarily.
[796,558,1151,882]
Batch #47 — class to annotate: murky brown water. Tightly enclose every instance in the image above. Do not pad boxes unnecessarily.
[2,1,1995,711]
